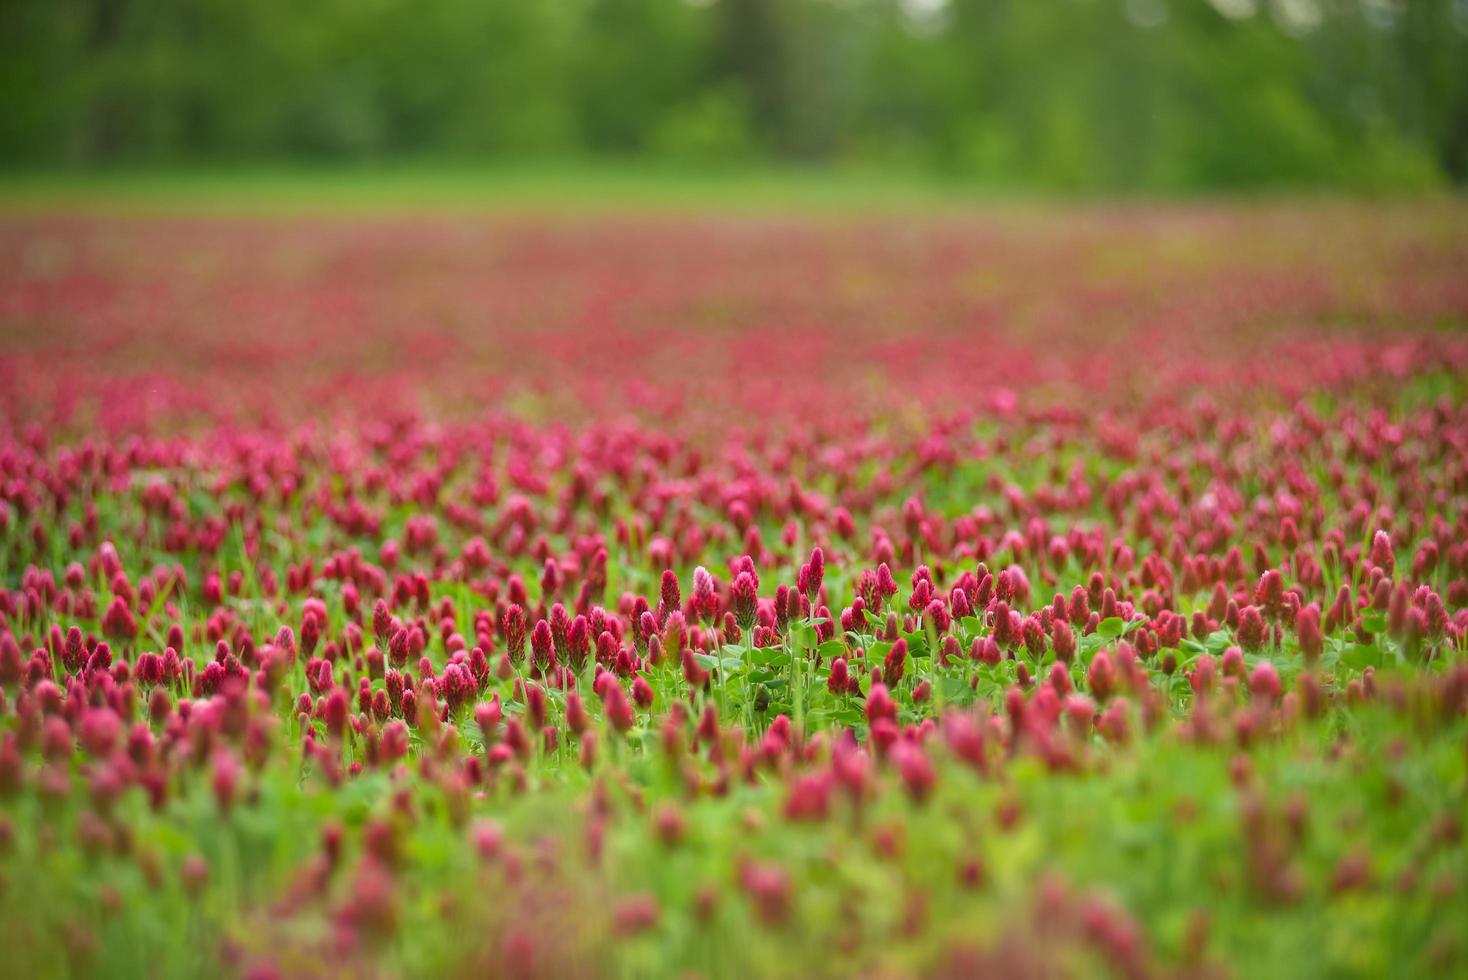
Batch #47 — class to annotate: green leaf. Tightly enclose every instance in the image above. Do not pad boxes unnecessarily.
[790,622,819,647]
[748,646,790,668]
[866,640,894,664]
[817,639,847,663]
[1205,630,1232,653]
[1340,644,1381,670]
[1097,617,1126,641]
[940,675,972,703]
[900,630,930,657]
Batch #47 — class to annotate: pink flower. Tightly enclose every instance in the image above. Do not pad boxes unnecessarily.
[1087,651,1117,701]
[1254,570,1284,618]
[866,682,897,723]
[373,599,393,645]
[1295,603,1324,664]
[1052,622,1076,664]
[1249,661,1281,703]
[613,893,661,935]
[212,750,241,812]
[1370,530,1395,576]
[892,741,935,803]
[658,570,681,622]
[731,572,759,631]
[602,683,635,733]
[503,605,527,665]
[78,708,121,757]
[739,861,792,927]
[800,547,825,601]
[1237,606,1267,651]
[530,620,555,672]
[692,567,719,623]
[565,692,589,735]
[883,639,908,686]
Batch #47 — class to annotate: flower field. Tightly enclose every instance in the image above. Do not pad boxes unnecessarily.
[0,202,1466,978]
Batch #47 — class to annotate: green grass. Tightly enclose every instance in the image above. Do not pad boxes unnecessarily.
[0,162,1022,217]
[1,162,1455,218]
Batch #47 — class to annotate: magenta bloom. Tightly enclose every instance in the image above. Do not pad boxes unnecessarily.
[731,572,759,631]
[1087,651,1116,702]
[1249,661,1281,703]
[503,605,528,665]
[530,620,555,672]
[883,639,908,686]
[1295,603,1324,664]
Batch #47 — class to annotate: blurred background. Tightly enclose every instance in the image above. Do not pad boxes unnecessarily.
[2,0,1466,194]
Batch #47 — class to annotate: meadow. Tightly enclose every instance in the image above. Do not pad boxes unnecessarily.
[0,189,1465,978]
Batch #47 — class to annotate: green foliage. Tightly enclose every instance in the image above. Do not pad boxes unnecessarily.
[2,0,1466,191]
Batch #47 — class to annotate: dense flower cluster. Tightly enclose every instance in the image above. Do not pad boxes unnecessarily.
[0,206,1465,978]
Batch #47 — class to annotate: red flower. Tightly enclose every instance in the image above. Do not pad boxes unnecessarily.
[1237,606,1267,651]
[1295,603,1324,664]
[731,572,759,631]
[739,860,792,927]
[1249,661,1281,703]
[828,657,849,696]
[883,639,908,686]
[1370,530,1395,576]
[866,682,897,723]
[892,741,935,803]
[503,605,527,665]
[530,620,555,672]
[602,683,635,733]
[1087,651,1116,702]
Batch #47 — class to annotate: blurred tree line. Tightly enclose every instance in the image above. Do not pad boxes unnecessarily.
[2,0,1465,191]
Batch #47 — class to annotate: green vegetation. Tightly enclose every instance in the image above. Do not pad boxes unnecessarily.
[3,0,1466,193]
[0,164,1028,215]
